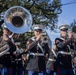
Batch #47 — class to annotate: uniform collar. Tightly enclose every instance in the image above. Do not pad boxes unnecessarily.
[60,37,67,41]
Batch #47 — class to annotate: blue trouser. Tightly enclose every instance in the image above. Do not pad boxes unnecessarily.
[0,68,10,75]
[28,70,46,75]
[17,68,25,75]
[73,67,76,75]
[46,69,54,75]
[0,68,5,75]
[4,68,10,75]
[57,68,74,75]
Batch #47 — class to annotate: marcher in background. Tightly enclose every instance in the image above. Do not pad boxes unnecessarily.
[14,43,24,75]
[25,24,50,75]
[72,51,76,75]
[46,52,55,75]
[54,25,75,75]
[46,38,58,75]
[72,37,76,75]
[46,38,54,75]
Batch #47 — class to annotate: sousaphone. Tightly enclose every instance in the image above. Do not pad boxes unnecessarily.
[4,6,32,34]
[0,6,32,57]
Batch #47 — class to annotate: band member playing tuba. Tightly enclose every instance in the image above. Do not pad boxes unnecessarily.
[0,26,16,75]
[54,24,75,75]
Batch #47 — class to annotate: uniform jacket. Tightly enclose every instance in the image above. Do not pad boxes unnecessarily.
[26,37,49,71]
[0,39,16,68]
[55,37,74,69]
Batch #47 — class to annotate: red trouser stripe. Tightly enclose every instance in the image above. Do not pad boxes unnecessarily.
[10,68,12,75]
[58,67,60,75]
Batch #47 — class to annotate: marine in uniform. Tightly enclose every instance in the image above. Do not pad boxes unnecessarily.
[72,39,76,75]
[54,25,75,75]
[0,27,16,75]
[15,43,24,75]
[25,24,50,75]
[46,37,57,75]
[10,35,23,75]
[46,51,55,75]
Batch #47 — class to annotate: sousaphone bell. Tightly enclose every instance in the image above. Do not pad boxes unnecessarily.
[4,6,32,34]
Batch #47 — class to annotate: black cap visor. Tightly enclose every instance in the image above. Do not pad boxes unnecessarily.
[61,28,68,31]
[35,29,42,31]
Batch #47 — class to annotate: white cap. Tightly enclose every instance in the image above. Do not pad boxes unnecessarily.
[59,24,70,31]
[33,24,43,31]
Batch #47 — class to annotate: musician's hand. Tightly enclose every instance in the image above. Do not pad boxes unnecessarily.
[22,56,27,61]
[45,54,49,61]
[24,49,28,53]
[36,33,42,42]
[69,32,74,39]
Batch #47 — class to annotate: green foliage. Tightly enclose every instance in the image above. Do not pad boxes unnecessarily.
[72,26,76,33]
[0,0,62,29]
[0,0,62,49]
[15,32,34,49]
[70,19,76,33]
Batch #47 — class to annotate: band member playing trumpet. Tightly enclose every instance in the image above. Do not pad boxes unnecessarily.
[54,25,75,75]
[25,24,50,75]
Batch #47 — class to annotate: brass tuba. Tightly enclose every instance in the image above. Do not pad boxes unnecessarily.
[0,6,32,57]
[4,6,32,34]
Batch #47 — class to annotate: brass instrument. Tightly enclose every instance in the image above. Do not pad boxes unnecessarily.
[0,6,32,57]
[4,6,32,34]
[44,26,60,57]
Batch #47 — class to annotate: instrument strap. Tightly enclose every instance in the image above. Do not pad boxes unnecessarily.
[31,37,44,54]
[37,43,44,54]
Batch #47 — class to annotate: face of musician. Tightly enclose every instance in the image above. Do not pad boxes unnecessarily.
[59,25,69,39]
[34,29,42,37]
[3,28,10,35]
[60,29,68,38]
[2,28,10,40]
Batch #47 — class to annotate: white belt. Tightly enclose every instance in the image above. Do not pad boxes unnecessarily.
[57,51,71,55]
[6,52,10,54]
[30,53,44,56]
[48,58,56,61]
[11,59,21,62]
[15,58,21,61]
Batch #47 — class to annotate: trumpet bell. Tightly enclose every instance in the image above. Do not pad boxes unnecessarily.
[4,6,32,34]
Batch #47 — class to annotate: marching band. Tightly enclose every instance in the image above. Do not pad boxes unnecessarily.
[0,6,76,75]
[0,24,76,75]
